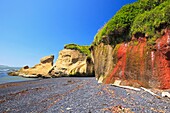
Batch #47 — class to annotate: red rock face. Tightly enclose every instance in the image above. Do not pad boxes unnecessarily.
[94,30,170,89]
[105,43,127,84]
[154,30,170,89]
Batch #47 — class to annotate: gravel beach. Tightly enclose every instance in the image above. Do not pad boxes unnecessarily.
[0,77,169,113]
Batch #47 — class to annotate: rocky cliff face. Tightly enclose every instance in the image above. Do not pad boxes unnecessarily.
[49,49,94,77]
[91,0,170,89]
[91,29,170,89]
[8,55,54,78]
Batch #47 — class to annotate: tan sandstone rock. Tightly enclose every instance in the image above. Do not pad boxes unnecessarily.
[9,55,54,78]
[49,49,94,77]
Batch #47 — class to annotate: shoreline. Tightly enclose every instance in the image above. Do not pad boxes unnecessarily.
[0,73,40,85]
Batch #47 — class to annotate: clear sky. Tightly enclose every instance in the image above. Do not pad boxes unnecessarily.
[0,0,136,67]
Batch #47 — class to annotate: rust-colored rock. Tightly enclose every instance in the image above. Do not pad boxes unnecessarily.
[92,30,170,89]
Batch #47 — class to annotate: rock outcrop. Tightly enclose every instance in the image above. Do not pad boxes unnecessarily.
[92,30,170,89]
[9,55,54,78]
[8,44,94,78]
[91,0,170,89]
[49,48,94,77]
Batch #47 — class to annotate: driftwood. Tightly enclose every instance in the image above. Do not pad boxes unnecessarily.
[162,92,170,98]
[110,80,167,99]
[111,80,141,91]
[111,84,141,91]
[141,87,161,99]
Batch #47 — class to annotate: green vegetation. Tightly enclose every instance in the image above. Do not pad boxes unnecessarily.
[64,44,90,56]
[133,40,139,46]
[112,44,121,63]
[131,0,170,40]
[93,0,169,46]
[147,37,157,45]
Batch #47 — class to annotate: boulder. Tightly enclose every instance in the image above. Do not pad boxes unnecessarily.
[8,71,20,76]
[23,65,29,69]
[40,55,54,64]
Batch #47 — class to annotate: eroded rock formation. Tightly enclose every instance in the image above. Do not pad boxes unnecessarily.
[9,46,94,78]
[9,55,54,78]
[49,49,94,77]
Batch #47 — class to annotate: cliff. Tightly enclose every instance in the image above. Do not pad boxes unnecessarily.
[49,44,94,77]
[91,0,170,89]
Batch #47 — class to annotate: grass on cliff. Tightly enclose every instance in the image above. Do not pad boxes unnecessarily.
[64,44,90,56]
[93,0,170,46]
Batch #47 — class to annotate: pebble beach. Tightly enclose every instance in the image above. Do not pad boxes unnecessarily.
[0,77,169,113]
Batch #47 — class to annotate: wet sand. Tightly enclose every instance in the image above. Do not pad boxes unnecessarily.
[0,77,169,113]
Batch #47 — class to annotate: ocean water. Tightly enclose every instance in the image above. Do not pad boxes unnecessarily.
[0,67,37,84]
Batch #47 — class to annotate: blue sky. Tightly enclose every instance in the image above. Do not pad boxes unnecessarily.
[0,0,136,67]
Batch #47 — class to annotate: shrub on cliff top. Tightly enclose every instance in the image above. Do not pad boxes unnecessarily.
[93,0,169,45]
[131,1,170,38]
[64,44,90,56]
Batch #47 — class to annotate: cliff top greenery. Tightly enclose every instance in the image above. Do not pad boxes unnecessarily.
[64,44,90,56]
[93,0,170,45]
